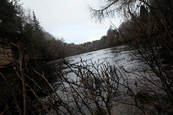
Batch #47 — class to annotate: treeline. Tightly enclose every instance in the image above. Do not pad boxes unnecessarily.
[2,0,172,64]
[80,27,121,52]
[0,0,66,64]
[65,27,122,56]
[0,0,121,62]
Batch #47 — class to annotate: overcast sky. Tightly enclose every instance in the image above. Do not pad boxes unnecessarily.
[19,0,122,44]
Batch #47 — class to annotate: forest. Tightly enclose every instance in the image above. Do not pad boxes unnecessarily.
[0,0,173,115]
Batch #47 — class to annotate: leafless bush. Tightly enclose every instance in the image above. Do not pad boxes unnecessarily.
[30,59,172,115]
[1,53,172,115]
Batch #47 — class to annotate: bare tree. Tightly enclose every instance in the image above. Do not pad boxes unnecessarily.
[89,0,173,114]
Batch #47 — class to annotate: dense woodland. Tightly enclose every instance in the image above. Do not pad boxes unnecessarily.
[0,0,173,114]
[0,0,123,62]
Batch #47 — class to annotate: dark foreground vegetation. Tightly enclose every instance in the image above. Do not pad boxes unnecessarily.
[0,0,173,114]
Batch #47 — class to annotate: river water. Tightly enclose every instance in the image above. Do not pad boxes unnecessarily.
[53,45,150,96]
[63,45,148,74]
[49,45,151,114]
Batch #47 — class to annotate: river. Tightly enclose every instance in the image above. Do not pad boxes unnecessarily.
[62,45,148,75]
[48,45,151,115]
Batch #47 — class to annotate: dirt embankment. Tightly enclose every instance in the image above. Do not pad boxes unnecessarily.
[0,47,14,68]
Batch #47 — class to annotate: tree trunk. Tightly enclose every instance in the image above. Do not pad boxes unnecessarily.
[19,46,27,115]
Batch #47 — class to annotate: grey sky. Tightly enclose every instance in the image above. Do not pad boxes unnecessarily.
[19,0,122,44]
